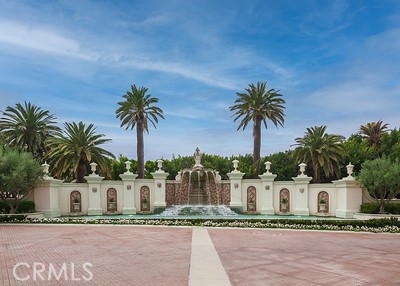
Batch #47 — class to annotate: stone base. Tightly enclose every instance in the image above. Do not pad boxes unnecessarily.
[40,208,61,218]
[138,211,153,215]
[68,212,85,217]
[153,207,166,214]
[315,212,333,217]
[277,212,293,216]
[122,207,137,215]
[336,209,357,219]
[294,208,310,216]
[244,211,260,215]
[260,207,275,215]
[87,208,103,216]
[104,211,120,215]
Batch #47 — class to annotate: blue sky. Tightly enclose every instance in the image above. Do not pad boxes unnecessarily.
[0,0,399,161]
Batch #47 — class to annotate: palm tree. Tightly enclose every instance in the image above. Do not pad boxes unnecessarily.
[0,101,60,159]
[116,85,164,178]
[292,126,345,183]
[359,120,389,158]
[229,82,285,176]
[46,122,115,182]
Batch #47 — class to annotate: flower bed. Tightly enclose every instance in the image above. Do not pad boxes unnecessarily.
[1,215,399,233]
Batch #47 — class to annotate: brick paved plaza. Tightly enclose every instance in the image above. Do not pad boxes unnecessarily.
[1,224,399,285]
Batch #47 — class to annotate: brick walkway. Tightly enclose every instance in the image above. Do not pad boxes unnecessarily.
[1,225,399,285]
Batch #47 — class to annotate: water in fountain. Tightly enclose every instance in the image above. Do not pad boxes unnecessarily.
[160,147,237,216]
[160,204,237,216]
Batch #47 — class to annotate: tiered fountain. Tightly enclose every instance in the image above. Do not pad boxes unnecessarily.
[161,148,237,216]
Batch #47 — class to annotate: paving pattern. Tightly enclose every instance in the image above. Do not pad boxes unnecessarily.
[209,228,400,286]
[0,225,191,286]
[1,224,400,286]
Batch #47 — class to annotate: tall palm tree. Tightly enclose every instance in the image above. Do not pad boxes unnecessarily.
[116,85,164,178]
[0,101,60,159]
[46,122,115,183]
[230,82,285,176]
[359,120,389,158]
[292,126,345,183]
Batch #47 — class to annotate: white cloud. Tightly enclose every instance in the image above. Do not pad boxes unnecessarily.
[0,20,99,61]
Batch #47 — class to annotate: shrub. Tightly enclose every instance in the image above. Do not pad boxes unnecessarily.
[360,202,400,214]
[18,201,36,213]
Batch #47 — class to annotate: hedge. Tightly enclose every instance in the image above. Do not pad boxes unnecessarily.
[360,202,400,214]
[0,201,36,214]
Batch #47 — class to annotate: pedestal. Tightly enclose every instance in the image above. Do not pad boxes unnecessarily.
[85,174,104,216]
[151,171,169,214]
[292,175,312,216]
[227,171,245,213]
[334,178,362,218]
[120,173,138,214]
[34,178,63,217]
[259,173,277,215]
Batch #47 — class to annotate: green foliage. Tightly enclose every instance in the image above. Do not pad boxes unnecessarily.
[360,202,400,214]
[0,101,60,160]
[144,160,157,178]
[358,158,400,213]
[0,148,43,213]
[110,155,137,180]
[263,151,297,180]
[292,126,345,183]
[46,121,114,182]
[230,82,286,176]
[381,128,400,161]
[342,134,375,175]
[359,120,389,157]
[0,214,27,222]
[116,85,164,179]
[17,200,36,213]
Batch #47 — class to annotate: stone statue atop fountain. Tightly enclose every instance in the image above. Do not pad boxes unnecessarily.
[193,147,203,171]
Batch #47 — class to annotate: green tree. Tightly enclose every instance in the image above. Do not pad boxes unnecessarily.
[381,128,400,161]
[342,134,375,175]
[0,101,60,159]
[116,85,164,179]
[358,158,400,213]
[230,82,285,177]
[0,148,43,213]
[292,126,345,183]
[47,122,114,183]
[109,155,137,180]
[359,120,389,158]
[263,151,297,181]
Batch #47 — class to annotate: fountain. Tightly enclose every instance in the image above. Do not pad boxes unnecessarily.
[160,148,237,216]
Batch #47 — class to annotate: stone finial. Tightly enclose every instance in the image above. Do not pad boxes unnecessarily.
[299,163,306,176]
[264,161,272,174]
[125,161,132,174]
[232,159,239,172]
[42,161,51,179]
[157,159,163,172]
[90,162,98,175]
[346,162,354,180]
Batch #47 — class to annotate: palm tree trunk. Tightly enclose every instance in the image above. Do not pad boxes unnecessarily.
[253,117,262,177]
[77,161,87,183]
[137,120,145,179]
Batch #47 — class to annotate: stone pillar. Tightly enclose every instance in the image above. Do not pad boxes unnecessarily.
[227,159,244,213]
[85,163,104,216]
[34,179,63,218]
[334,163,362,218]
[120,161,138,214]
[292,163,312,216]
[151,159,169,214]
[33,162,62,217]
[258,161,277,215]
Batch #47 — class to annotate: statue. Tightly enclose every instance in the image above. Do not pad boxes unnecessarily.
[193,147,203,170]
